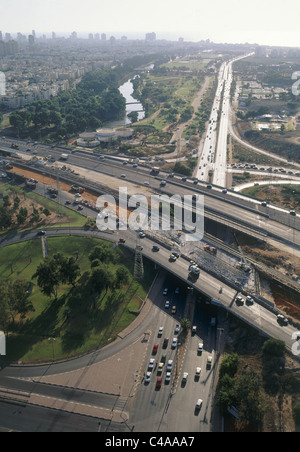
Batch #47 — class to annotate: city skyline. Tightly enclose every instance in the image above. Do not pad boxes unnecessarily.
[0,0,300,48]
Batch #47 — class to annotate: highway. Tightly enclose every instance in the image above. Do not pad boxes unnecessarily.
[1,140,300,250]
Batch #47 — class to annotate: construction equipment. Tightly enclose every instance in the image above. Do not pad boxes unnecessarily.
[234,234,251,273]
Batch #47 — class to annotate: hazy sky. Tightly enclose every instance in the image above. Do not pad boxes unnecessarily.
[1,0,300,47]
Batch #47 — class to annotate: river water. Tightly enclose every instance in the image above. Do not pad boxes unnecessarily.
[106,77,145,129]
[119,77,145,124]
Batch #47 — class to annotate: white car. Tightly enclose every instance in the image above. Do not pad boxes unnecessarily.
[174,324,180,334]
[165,372,171,383]
[198,343,203,353]
[236,296,244,305]
[158,327,163,336]
[195,367,201,378]
[182,372,188,382]
[196,399,203,410]
[145,372,151,384]
[166,360,173,372]
[148,358,155,370]
[165,300,170,309]
[75,193,81,198]
[171,338,178,349]
[163,288,168,296]
[246,296,254,305]
[207,356,213,368]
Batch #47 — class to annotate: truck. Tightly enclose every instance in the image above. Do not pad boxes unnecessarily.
[203,245,217,255]
[151,167,160,175]
[60,153,68,161]
[47,187,58,195]
[25,179,36,189]
[71,184,85,194]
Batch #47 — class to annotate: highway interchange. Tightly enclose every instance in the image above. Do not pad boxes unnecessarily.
[0,54,300,432]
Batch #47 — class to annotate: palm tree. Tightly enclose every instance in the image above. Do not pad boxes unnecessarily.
[181,318,191,331]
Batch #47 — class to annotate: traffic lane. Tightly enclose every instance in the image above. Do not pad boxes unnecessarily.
[9,144,300,234]
[232,299,296,350]
[165,314,216,432]
[133,308,180,432]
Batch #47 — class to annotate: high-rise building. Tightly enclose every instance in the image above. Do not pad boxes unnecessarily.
[101,33,106,41]
[145,32,156,42]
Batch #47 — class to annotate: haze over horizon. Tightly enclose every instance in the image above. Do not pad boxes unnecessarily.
[1,0,300,48]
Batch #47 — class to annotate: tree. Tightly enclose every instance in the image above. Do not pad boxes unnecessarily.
[219,353,240,378]
[17,207,28,225]
[115,265,130,288]
[0,206,12,230]
[32,253,80,300]
[90,264,113,295]
[262,338,285,357]
[0,280,34,325]
[181,318,191,331]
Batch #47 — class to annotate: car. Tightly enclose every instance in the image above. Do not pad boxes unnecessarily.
[145,372,151,384]
[171,306,177,314]
[246,296,254,305]
[196,399,203,410]
[169,254,177,262]
[163,288,168,296]
[163,338,169,348]
[290,210,296,216]
[152,245,160,252]
[171,338,178,349]
[182,372,188,383]
[165,300,170,309]
[165,372,171,383]
[152,344,159,355]
[148,358,155,370]
[277,314,289,325]
[139,232,146,238]
[120,174,126,178]
[195,367,201,378]
[75,193,81,198]
[166,360,173,372]
[157,362,164,373]
[144,181,150,185]
[65,200,71,205]
[236,296,244,305]
[156,377,162,388]
[207,356,213,368]
[197,343,203,354]
[192,326,197,335]
[174,324,180,334]
[37,230,46,236]
[119,238,126,243]
[175,287,180,295]
[158,327,163,337]
[161,354,167,363]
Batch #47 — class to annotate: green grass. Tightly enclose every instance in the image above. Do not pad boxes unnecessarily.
[0,236,156,363]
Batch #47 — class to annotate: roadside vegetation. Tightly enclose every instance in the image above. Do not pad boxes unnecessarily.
[0,182,86,232]
[218,316,300,432]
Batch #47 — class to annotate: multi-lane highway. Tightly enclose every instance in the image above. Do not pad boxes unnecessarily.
[1,138,299,249]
